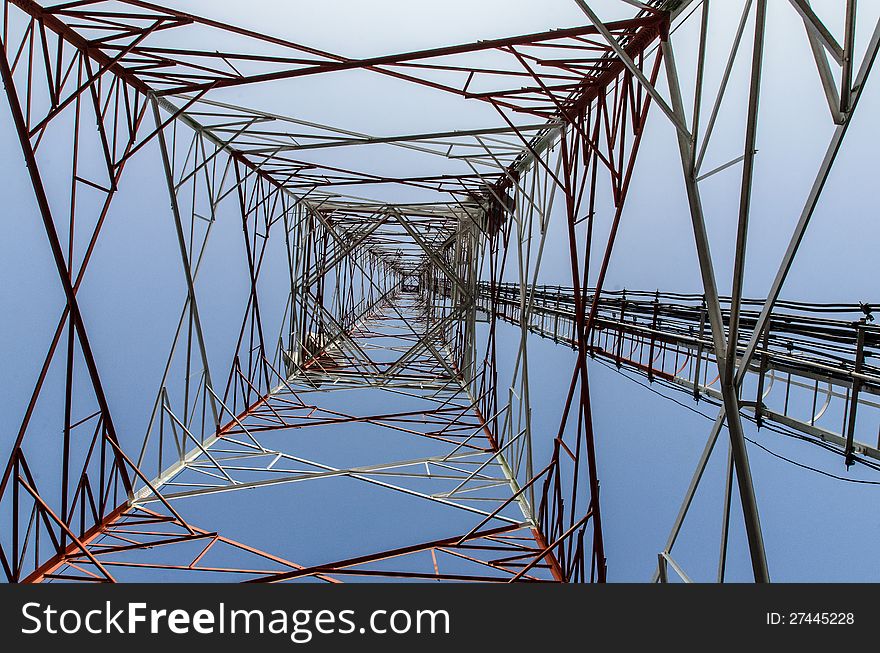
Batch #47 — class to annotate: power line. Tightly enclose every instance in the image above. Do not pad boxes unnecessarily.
[592,357,880,485]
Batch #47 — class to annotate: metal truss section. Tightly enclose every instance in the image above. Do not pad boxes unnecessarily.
[480,283,880,465]
[1,0,878,584]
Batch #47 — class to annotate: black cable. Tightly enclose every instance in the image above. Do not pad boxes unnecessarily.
[745,438,880,485]
[592,357,880,485]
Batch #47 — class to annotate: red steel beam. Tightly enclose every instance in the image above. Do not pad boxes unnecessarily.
[3,0,669,583]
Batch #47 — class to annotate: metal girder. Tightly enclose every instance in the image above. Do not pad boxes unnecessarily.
[1,0,877,585]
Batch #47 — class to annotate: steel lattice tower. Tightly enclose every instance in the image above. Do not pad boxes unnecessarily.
[1,0,878,583]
